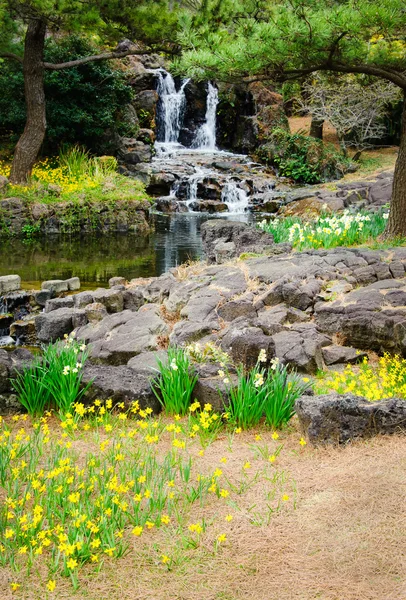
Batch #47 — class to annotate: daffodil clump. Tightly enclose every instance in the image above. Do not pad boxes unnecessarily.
[258,210,389,250]
[0,147,149,205]
[0,400,305,595]
[317,354,406,401]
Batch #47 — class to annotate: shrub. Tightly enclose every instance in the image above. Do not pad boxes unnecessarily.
[316,354,406,401]
[0,35,133,154]
[257,128,354,183]
[151,348,198,415]
[223,352,310,429]
[11,335,91,416]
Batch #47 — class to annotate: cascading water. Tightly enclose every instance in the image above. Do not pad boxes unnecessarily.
[192,83,219,150]
[156,69,190,148]
[221,181,248,214]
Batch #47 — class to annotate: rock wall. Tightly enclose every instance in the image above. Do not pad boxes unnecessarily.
[0,197,151,236]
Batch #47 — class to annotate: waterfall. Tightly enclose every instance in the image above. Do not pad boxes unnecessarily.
[192,83,219,150]
[221,181,248,213]
[156,70,190,146]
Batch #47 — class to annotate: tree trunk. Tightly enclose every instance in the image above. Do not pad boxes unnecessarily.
[9,20,47,185]
[384,95,406,238]
[309,116,324,139]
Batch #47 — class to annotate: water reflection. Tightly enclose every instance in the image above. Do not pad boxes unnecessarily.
[0,213,252,289]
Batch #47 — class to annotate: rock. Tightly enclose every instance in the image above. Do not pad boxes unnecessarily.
[170,321,217,346]
[45,297,74,313]
[41,280,68,295]
[73,292,94,309]
[0,350,11,394]
[34,289,52,307]
[77,304,169,365]
[193,374,238,412]
[0,275,21,293]
[66,277,80,291]
[322,345,368,366]
[272,325,331,373]
[0,175,9,190]
[201,219,278,264]
[127,350,168,375]
[92,289,124,313]
[221,323,274,369]
[123,288,145,311]
[368,179,392,205]
[109,277,126,288]
[0,394,21,414]
[189,200,228,213]
[217,299,257,322]
[82,365,160,411]
[154,197,182,213]
[120,140,153,165]
[85,303,108,323]
[35,307,77,343]
[137,128,155,145]
[315,280,406,353]
[9,320,37,346]
[133,90,159,116]
[295,393,406,444]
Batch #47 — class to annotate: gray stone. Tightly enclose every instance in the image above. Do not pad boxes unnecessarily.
[45,296,74,313]
[82,365,160,411]
[73,292,94,309]
[92,289,124,313]
[34,289,52,307]
[216,298,256,322]
[123,288,144,311]
[127,350,168,376]
[193,374,238,413]
[9,320,37,346]
[170,321,217,346]
[41,279,68,294]
[322,345,367,366]
[35,307,77,343]
[221,324,274,369]
[272,326,330,373]
[85,303,108,323]
[0,275,21,294]
[66,277,80,291]
[109,277,126,288]
[295,393,406,444]
[78,304,169,365]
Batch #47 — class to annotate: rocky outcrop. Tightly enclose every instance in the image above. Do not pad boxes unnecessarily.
[0,197,151,236]
[201,219,290,264]
[296,393,406,444]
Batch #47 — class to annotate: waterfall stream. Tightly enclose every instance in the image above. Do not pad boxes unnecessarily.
[153,71,252,214]
[192,83,219,151]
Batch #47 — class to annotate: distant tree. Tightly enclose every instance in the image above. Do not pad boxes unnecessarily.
[0,0,181,183]
[177,0,406,237]
[300,74,402,155]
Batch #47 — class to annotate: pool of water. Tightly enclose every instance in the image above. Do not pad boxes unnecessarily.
[0,213,251,290]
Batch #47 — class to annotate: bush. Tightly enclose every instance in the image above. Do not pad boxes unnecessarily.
[257,128,354,183]
[152,348,198,415]
[11,335,91,416]
[223,351,310,429]
[0,36,134,154]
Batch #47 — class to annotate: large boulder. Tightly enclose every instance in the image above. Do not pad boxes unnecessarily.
[35,308,87,343]
[201,219,287,264]
[82,365,160,411]
[295,393,406,444]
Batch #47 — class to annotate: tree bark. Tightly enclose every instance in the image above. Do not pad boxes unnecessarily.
[309,116,324,139]
[9,20,47,184]
[384,95,406,238]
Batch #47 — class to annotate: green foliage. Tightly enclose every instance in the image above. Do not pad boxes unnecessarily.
[177,0,406,87]
[257,129,353,183]
[11,360,52,417]
[11,336,91,416]
[223,353,310,430]
[152,348,198,416]
[258,209,389,250]
[0,36,133,154]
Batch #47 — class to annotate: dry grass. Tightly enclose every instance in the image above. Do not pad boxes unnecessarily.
[1,421,405,600]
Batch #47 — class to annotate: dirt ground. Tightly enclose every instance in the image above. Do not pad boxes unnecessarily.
[1,420,405,600]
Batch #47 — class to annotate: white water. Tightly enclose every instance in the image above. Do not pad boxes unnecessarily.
[156,70,190,146]
[192,83,219,150]
[221,181,248,213]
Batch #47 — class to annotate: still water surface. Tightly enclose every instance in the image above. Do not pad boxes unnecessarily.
[0,213,251,290]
